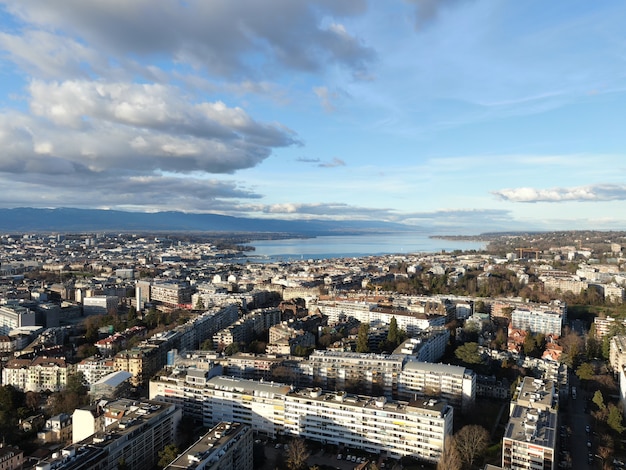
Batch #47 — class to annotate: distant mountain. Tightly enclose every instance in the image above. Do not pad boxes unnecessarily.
[0,207,415,235]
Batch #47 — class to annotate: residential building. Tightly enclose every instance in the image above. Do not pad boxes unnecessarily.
[510,306,566,336]
[398,361,476,411]
[0,304,37,335]
[164,422,253,470]
[37,413,72,444]
[149,374,453,463]
[0,444,23,470]
[610,335,626,374]
[2,356,68,392]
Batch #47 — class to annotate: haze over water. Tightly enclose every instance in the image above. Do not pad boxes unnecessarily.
[245,232,486,261]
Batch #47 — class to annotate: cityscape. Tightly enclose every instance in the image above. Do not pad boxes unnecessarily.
[0,230,625,470]
[1,2,626,470]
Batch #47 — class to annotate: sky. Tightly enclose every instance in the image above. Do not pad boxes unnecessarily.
[1,0,626,234]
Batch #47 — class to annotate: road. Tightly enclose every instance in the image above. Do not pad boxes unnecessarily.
[564,373,595,469]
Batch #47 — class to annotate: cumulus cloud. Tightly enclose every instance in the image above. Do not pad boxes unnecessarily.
[0,80,300,176]
[2,0,375,80]
[319,157,346,168]
[492,184,626,203]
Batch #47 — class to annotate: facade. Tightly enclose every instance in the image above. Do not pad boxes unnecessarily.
[114,346,160,387]
[511,307,565,336]
[0,304,37,335]
[398,361,476,411]
[82,295,118,316]
[149,374,453,463]
[150,280,192,306]
[37,413,72,444]
[266,323,315,355]
[164,422,253,470]
[77,356,116,386]
[2,356,68,392]
[610,335,626,374]
[0,444,23,470]
[307,350,405,398]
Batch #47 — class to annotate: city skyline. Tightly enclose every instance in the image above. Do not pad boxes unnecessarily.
[0,1,625,234]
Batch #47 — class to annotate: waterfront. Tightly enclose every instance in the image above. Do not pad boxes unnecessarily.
[243,232,486,261]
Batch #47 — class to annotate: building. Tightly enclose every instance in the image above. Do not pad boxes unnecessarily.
[0,444,23,470]
[610,335,626,375]
[164,422,253,470]
[89,370,133,400]
[510,306,566,337]
[77,356,116,386]
[150,280,192,307]
[502,405,557,470]
[266,323,315,355]
[149,374,453,463]
[2,356,68,392]
[500,377,558,470]
[398,361,476,411]
[82,295,118,316]
[306,350,406,398]
[0,304,37,335]
[38,398,182,470]
[37,413,72,444]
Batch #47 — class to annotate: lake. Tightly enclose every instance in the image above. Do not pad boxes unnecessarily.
[243,232,486,261]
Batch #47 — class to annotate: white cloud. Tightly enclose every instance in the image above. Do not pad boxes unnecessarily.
[492,184,626,203]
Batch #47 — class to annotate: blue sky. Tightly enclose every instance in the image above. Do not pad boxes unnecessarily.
[0,0,625,234]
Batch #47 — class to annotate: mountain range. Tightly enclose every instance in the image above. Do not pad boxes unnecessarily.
[0,207,414,235]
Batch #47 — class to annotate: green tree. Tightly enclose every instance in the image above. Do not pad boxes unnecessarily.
[195,297,205,310]
[576,362,594,381]
[607,404,625,434]
[158,444,179,469]
[66,372,88,395]
[455,342,482,365]
[356,323,370,353]
[224,343,240,356]
[388,317,399,345]
[592,390,606,411]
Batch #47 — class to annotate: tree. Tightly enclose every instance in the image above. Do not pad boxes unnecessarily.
[158,444,179,469]
[592,390,606,411]
[224,342,240,356]
[285,439,310,470]
[66,372,88,395]
[576,362,594,382]
[388,317,399,345]
[607,404,625,434]
[437,438,461,470]
[356,323,370,353]
[560,327,584,367]
[454,342,482,365]
[195,297,205,311]
[454,424,489,468]
[25,391,41,411]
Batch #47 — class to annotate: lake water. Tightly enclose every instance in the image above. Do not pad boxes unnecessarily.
[243,232,486,261]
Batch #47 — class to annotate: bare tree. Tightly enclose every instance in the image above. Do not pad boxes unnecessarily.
[286,438,310,470]
[437,438,461,470]
[454,425,489,468]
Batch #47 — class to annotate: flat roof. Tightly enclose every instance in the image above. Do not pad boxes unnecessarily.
[504,404,557,449]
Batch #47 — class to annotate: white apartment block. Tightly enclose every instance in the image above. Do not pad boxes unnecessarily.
[307,350,406,397]
[150,374,453,463]
[541,276,588,296]
[511,307,565,336]
[164,422,253,470]
[315,300,446,334]
[150,280,192,306]
[284,389,453,463]
[77,356,116,386]
[610,335,626,374]
[398,361,476,411]
[0,304,37,335]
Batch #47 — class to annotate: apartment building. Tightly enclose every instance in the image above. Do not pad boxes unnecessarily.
[150,280,192,306]
[212,308,280,349]
[595,315,626,338]
[36,398,182,470]
[149,374,453,463]
[511,306,566,336]
[164,422,253,470]
[0,444,23,470]
[2,356,68,392]
[284,389,453,463]
[0,304,37,335]
[499,377,557,470]
[77,356,116,385]
[610,335,626,374]
[307,350,405,397]
[114,346,161,387]
[82,295,118,316]
[398,361,476,411]
[266,323,315,355]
